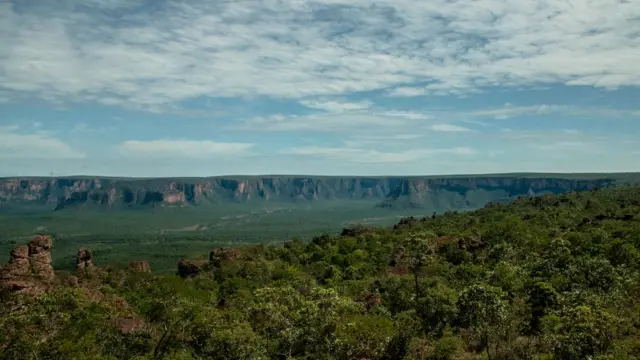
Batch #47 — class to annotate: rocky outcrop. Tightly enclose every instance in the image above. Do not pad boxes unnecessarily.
[0,175,634,210]
[177,259,208,278]
[128,261,151,273]
[0,246,31,279]
[27,235,55,280]
[76,248,94,271]
[209,248,242,267]
[1,235,55,293]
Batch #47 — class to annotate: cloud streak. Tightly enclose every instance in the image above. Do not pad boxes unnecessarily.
[285,146,476,163]
[0,0,638,110]
[118,139,254,158]
[0,126,84,159]
[430,123,472,132]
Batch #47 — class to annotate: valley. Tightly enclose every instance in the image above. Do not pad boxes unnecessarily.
[1,173,639,273]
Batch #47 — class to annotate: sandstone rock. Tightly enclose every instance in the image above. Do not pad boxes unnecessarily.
[128,261,151,273]
[11,245,29,259]
[28,235,52,254]
[177,259,207,278]
[76,248,94,270]
[0,246,31,280]
[28,235,54,280]
[209,248,241,267]
[1,280,34,291]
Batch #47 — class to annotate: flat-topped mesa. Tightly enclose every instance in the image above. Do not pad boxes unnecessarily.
[128,261,151,273]
[76,248,95,271]
[0,175,626,210]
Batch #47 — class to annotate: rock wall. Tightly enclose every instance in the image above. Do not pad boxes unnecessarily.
[0,174,634,210]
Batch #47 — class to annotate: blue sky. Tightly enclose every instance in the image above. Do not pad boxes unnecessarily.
[0,0,639,177]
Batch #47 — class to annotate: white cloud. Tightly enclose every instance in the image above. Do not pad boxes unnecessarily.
[473,104,563,119]
[430,123,472,132]
[472,104,640,119]
[238,111,421,132]
[381,111,431,120]
[300,99,373,113]
[118,139,254,158]
[0,126,84,159]
[285,146,476,163]
[1,0,638,109]
[530,141,592,152]
[387,87,426,97]
[341,133,424,147]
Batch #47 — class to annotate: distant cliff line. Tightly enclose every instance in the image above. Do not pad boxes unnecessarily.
[0,173,638,211]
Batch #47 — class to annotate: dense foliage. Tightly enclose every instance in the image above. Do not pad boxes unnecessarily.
[2,186,640,359]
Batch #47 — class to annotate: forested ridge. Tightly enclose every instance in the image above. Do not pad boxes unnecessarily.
[2,186,640,359]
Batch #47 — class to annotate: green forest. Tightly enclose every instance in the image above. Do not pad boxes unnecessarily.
[2,186,640,359]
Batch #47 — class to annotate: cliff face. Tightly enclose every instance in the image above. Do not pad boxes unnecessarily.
[0,175,631,211]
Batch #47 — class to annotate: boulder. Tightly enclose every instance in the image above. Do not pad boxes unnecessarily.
[76,248,94,271]
[128,261,151,273]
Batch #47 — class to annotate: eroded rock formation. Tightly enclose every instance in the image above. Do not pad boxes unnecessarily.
[27,235,55,280]
[210,248,241,267]
[177,259,207,278]
[128,261,151,273]
[76,248,94,271]
[1,235,55,293]
[0,246,31,280]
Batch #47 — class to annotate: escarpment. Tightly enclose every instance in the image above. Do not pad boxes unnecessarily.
[0,174,634,211]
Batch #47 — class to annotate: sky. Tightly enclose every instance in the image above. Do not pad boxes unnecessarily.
[0,0,639,177]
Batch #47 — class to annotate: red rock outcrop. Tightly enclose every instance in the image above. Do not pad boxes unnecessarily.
[177,259,207,278]
[0,246,31,280]
[128,261,151,273]
[27,235,55,280]
[76,248,95,271]
[209,248,242,267]
[1,235,55,293]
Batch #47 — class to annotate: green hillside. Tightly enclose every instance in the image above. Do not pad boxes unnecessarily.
[2,186,640,359]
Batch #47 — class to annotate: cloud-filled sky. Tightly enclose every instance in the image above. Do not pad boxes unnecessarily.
[0,0,639,177]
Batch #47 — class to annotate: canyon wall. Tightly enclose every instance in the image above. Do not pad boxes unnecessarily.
[0,174,634,211]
